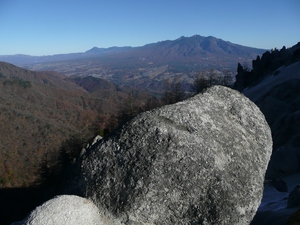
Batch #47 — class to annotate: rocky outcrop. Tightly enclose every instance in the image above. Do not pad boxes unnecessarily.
[250,173,300,225]
[241,61,300,225]
[12,195,121,225]
[243,61,300,178]
[258,79,300,177]
[286,208,300,225]
[70,86,272,225]
[234,42,300,92]
[288,185,300,208]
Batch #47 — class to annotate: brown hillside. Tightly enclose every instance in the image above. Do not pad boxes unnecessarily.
[0,62,128,187]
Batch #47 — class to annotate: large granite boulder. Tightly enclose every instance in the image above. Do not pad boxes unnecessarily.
[71,86,272,225]
[12,195,120,225]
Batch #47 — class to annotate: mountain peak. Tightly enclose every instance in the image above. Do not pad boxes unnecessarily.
[85,47,104,54]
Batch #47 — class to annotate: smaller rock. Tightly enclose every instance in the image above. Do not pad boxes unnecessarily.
[12,195,121,225]
[91,135,102,146]
[79,135,103,159]
[288,185,300,208]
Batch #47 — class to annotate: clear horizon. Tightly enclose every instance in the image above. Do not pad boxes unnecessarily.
[1,0,299,56]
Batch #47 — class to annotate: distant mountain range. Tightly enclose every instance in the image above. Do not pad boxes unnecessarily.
[0,35,265,67]
[0,46,134,66]
[0,35,266,93]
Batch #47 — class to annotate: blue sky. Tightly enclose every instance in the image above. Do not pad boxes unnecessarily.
[0,0,299,56]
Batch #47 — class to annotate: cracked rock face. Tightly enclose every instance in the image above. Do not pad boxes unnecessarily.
[72,86,272,225]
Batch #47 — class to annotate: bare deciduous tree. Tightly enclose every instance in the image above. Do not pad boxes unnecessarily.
[190,71,210,94]
[221,69,234,87]
[162,76,186,105]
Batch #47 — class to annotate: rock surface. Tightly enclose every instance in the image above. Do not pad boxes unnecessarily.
[288,185,300,208]
[243,61,300,178]
[71,85,272,225]
[250,173,300,225]
[242,61,300,224]
[12,195,120,225]
[286,208,300,225]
